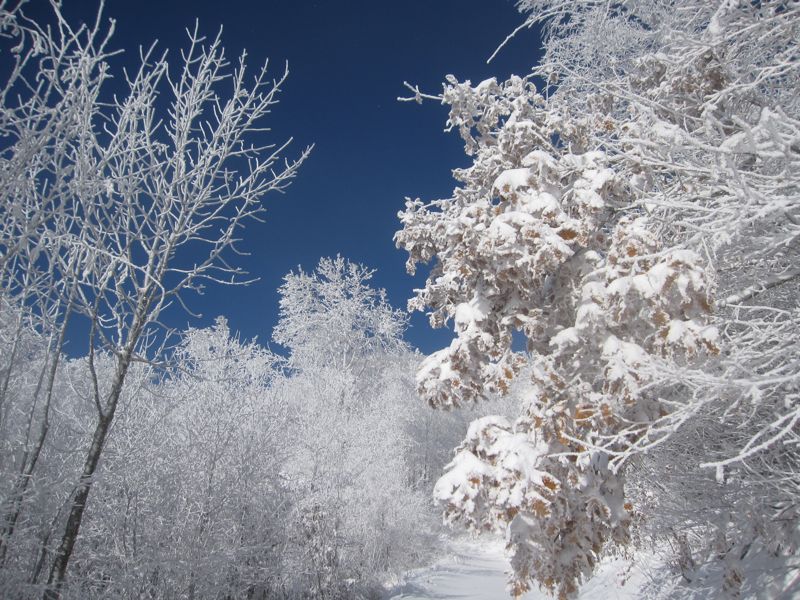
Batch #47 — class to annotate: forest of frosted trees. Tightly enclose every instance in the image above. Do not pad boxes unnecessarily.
[1,0,798,599]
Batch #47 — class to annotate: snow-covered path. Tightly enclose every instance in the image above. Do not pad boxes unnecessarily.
[383,536,645,600]
[384,537,539,599]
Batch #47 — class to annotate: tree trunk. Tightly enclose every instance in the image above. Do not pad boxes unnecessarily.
[44,348,132,599]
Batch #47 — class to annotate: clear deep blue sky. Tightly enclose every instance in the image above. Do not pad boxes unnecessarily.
[40,0,543,355]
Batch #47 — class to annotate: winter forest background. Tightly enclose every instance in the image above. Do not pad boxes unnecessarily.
[0,0,798,599]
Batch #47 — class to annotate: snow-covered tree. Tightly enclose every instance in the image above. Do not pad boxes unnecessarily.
[274,257,437,598]
[275,256,408,373]
[0,2,308,595]
[78,318,289,599]
[397,1,798,597]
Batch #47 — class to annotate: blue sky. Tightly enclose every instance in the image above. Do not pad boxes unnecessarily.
[49,0,543,355]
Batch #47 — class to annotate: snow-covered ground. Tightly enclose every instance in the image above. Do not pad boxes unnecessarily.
[383,536,648,600]
[383,536,534,599]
